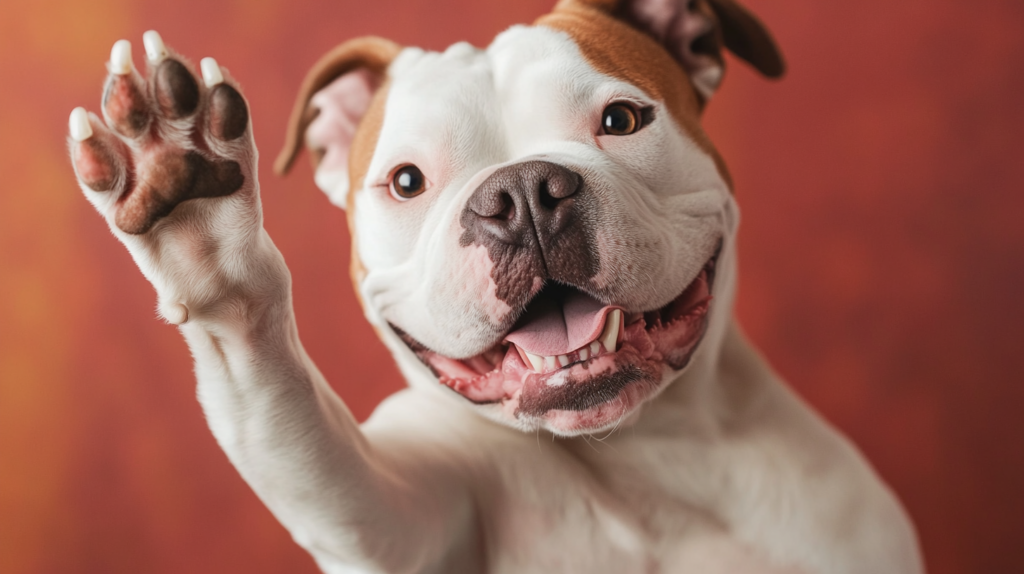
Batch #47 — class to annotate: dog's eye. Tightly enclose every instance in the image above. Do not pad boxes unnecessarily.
[390,165,427,199]
[601,103,640,136]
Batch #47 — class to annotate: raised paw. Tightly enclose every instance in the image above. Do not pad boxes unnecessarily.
[69,32,254,235]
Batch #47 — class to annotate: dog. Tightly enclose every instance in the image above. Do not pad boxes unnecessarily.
[67,0,925,571]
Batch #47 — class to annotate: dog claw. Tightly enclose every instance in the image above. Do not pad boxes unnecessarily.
[69,107,93,141]
[143,30,168,63]
[200,57,223,87]
[109,39,133,75]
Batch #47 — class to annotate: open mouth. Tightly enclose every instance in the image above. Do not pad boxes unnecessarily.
[396,251,719,430]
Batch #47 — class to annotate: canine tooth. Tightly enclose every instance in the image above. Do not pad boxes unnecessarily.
[142,30,168,62]
[109,39,132,75]
[68,107,92,141]
[557,354,569,367]
[590,341,601,356]
[200,57,224,87]
[544,355,558,372]
[579,347,589,361]
[524,351,544,372]
[601,309,622,352]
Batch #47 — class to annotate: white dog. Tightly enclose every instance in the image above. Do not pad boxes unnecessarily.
[67,0,924,572]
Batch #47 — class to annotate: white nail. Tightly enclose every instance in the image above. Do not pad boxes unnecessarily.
[161,302,189,325]
[109,39,132,75]
[69,107,93,141]
[143,30,168,62]
[200,57,223,87]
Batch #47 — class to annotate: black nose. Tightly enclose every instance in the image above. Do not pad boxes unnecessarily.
[462,160,582,247]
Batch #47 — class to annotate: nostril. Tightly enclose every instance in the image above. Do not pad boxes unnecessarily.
[463,161,582,246]
[538,180,559,210]
[471,188,514,219]
[538,172,581,210]
[493,192,515,221]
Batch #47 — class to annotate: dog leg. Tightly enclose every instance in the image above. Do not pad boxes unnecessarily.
[69,34,469,573]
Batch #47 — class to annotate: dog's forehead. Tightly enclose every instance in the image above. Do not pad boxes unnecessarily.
[374,25,641,169]
[386,25,614,110]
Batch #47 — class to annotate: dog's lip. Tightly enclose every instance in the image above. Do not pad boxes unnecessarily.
[392,250,716,362]
[393,246,720,425]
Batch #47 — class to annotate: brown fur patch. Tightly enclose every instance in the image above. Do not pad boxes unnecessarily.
[274,36,401,176]
[274,36,401,308]
[537,4,733,189]
[345,80,391,304]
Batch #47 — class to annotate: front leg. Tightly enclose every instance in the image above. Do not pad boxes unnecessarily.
[68,33,471,573]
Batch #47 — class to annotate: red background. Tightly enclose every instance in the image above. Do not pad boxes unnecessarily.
[1,0,1022,572]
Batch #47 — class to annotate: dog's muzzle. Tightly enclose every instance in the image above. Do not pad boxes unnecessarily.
[458,160,599,309]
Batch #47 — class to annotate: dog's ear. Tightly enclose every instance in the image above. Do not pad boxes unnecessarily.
[275,36,401,208]
[554,0,784,99]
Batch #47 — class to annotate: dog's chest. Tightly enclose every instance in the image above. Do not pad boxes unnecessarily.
[474,451,790,573]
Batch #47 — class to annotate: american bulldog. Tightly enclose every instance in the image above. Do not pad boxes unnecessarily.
[67,0,925,572]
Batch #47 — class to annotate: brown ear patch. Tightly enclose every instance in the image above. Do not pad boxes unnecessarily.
[709,0,785,78]
[553,0,785,82]
[274,36,401,176]
[537,5,733,188]
[343,79,391,304]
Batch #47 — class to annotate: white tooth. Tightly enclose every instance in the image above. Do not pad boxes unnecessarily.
[578,347,589,361]
[68,107,92,141]
[544,355,558,372]
[525,352,544,372]
[109,39,133,75]
[143,30,168,62]
[200,57,223,87]
[557,354,569,367]
[590,341,601,356]
[601,309,622,352]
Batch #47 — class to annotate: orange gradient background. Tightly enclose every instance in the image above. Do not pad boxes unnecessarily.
[1,1,1022,572]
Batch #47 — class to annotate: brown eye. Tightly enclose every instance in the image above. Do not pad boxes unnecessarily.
[601,103,639,136]
[391,165,427,199]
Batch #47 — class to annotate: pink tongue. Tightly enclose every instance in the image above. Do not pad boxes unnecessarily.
[504,290,619,356]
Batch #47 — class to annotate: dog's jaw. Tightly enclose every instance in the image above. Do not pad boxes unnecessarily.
[392,250,719,435]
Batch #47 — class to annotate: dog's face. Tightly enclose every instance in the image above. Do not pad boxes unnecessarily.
[277,0,783,435]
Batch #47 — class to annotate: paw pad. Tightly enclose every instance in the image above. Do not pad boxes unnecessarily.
[70,33,253,235]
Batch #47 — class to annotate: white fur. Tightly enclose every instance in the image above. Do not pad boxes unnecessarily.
[73,22,924,574]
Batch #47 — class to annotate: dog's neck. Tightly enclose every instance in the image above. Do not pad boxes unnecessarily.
[589,243,757,436]
[557,245,792,494]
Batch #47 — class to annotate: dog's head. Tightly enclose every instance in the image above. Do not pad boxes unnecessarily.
[277,0,784,435]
